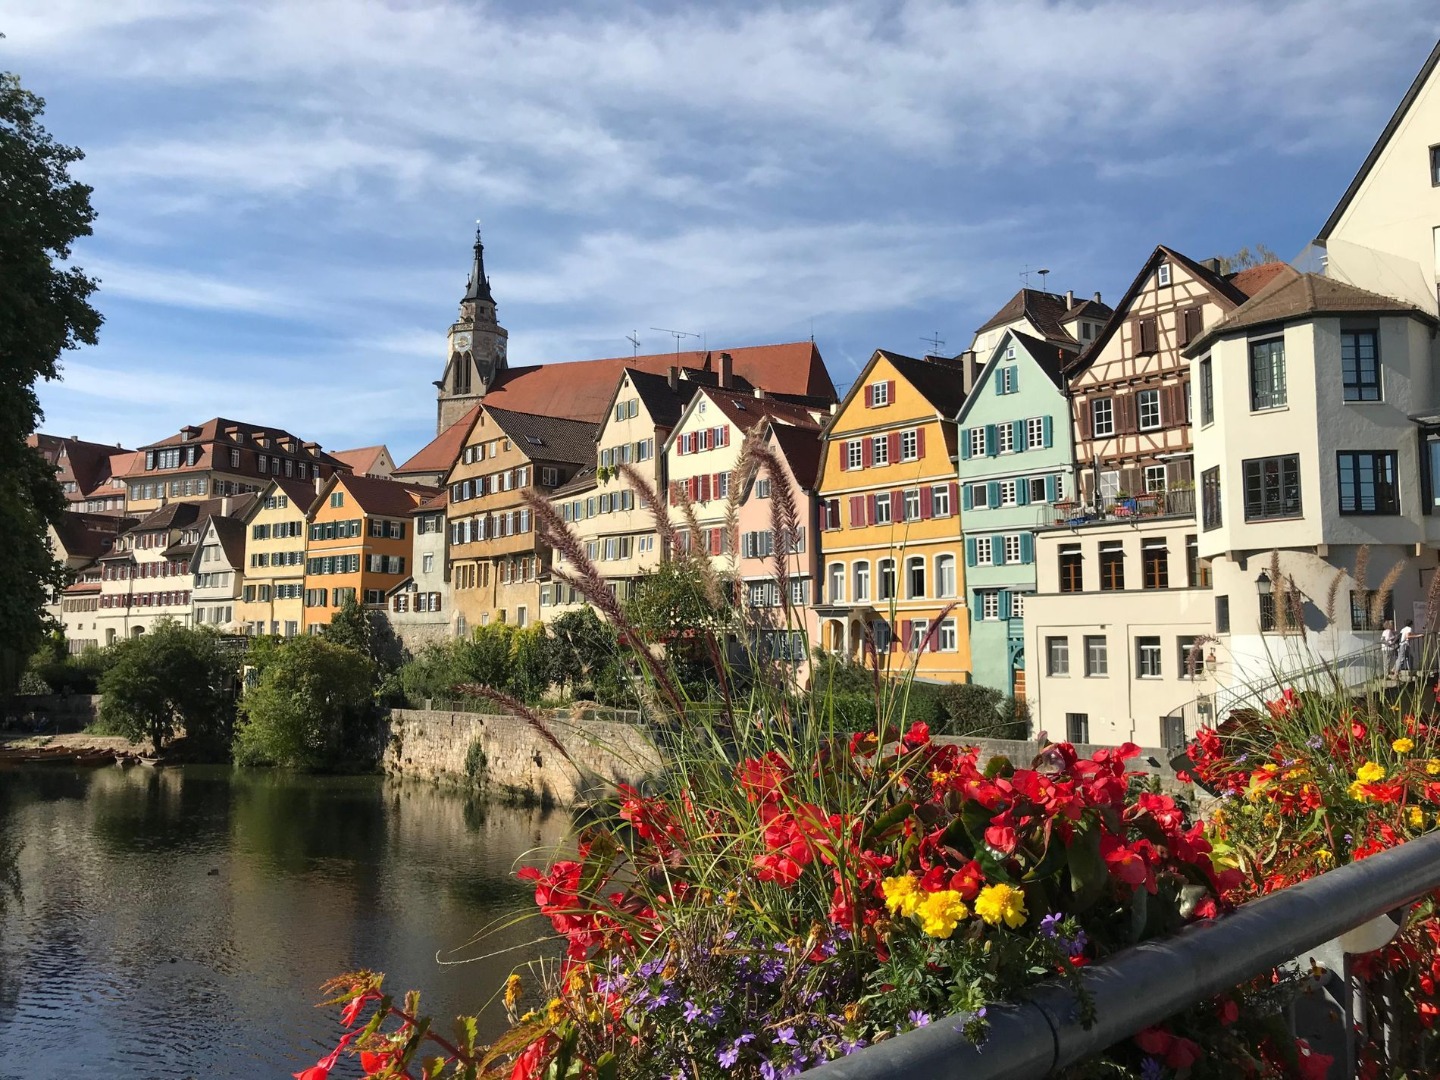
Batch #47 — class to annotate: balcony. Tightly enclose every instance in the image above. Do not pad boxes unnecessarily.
[1036,486,1195,531]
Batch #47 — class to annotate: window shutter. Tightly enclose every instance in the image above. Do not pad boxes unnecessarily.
[699,474,710,502]
[988,481,1000,506]
[915,428,926,458]
[961,484,973,511]
[959,430,971,460]
[1016,481,1030,506]
[891,489,904,521]
[994,374,1003,396]
[849,496,865,527]
[710,529,722,556]
[1011,366,1019,392]
[1077,399,1091,441]
[985,424,998,456]
[886,380,896,402]
[1014,419,1026,451]
[901,619,912,648]
[920,487,934,518]
[866,494,877,525]
[888,433,900,462]
[999,590,1012,619]
[1042,415,1054,448]
[1020,533,1034,563]
[949,482,959,514]
[994,542,1005,566]
[863,439,874,468]
[1045,474,1057,503]
[864,384,873,408]
[839,444,850,472]
[966,538,977,566]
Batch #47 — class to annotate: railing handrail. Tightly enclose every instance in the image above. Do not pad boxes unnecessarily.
[805,830,1440,1079]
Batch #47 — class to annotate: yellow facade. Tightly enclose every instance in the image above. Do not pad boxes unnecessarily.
[236,481,313,636]
[816,352,971,682]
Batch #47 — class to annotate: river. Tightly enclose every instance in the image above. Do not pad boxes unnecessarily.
[0,765,569,1079]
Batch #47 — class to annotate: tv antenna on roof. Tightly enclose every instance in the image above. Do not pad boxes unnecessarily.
[650,327,700,355]
[1037,268,1051,291]
[921,331,945,354]
[626,331,641,357]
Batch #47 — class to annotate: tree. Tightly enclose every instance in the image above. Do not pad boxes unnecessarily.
[547,607,620,695]
[623,561,733,645]
[936,683,1029,740]
[0,71,102,691]
[1215,244,1281,274]
[322,594,372,653]
[234,635,376,769]
[97,621,236,753]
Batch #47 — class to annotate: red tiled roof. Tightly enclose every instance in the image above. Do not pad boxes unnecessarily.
[413,490,449,513]
[131,417,346,472]
[331,445,389,474]
[1226,262,1298,298]
[334,473,439,517]
[701,387,826,433]
[394,404,481,477]
[768,422,824,492]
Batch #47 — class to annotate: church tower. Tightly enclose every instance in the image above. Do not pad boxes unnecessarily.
[437,226,509,434]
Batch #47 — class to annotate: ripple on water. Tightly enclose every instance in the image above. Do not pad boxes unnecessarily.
[0,766,566,1078]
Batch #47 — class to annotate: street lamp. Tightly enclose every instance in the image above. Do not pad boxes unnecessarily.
[1256,570,1276,632]
[1255,570,1273,596]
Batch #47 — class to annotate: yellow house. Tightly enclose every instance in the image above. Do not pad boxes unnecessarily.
[815,350,972,682]
[235,478,317,637]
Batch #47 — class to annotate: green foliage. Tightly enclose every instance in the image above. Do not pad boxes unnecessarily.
[0,71,102,692]
[547,608,619,694]
[463,738,488,788]
[234,634,377,769]
[322,594,372,653]
[97,621,237,754]
[20,634,110,695]
[936,683,1030,740]
[622,560,732,645]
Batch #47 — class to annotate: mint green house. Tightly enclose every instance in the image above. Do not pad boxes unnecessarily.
[955,330,1077,697]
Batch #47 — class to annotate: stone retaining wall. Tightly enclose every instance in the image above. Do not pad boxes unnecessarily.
[2,693,102,732]
[384,706,663,807]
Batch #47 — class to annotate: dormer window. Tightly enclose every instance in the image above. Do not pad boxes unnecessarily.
[1157,262,1171,287]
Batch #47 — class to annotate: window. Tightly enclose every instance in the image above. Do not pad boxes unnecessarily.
[974,536,993,566]
[980,590,1000,620]
[847,441,864,470]
[1202,466,1222,530]
[999,480,1018,506]
[1047,637,1069,676]
[1010,592,1025,619]
[1156,262,1171,287]
[871,619,892,652]
[1084,636,1108,677]
[756,478,772,499]
[1000,366,1016,394]
[1137,637,1162,678]
[932,485,951,517]
[1029,477,1047,503]
[908,620,928,651]
[853,562,871,602]
[901,430,918,461]
[1066,713,1090,744]
[1143,464,1167,493]
[828,563,844,603]
[907,556,926,598]
[1099,542,1124,591]
[330,491,344,508]
[903,489,920,522]
[1059,544,1083,592]
[1091,398,1114,437]
[1242,454,1302,520]
[870,381,890,407]
[938,620,957,652]
[1186,535,1210,588]
[969,483,989,509]
[1137,389,1161,431]
[1342,329,1381,401]
[541,467,559,486]
[997,423,1015,454]
[1260,590,1278,633]
[1350,589,1393,631]
[878,558,896,601]
[1177,636,1201,679]
[1215,595,1231,633]
[1003,534,1022,564]
[1337,451,1398,514]
[936,554,956,598]
[1137,317,1159,354]
[1432,145,1440,187]
[969,428,987,457]
[1199,358,1214,426]
[875,493,893,524]
[1026,416,1045,448]
[1142,539,1168,589]
[1249,337,1287,410]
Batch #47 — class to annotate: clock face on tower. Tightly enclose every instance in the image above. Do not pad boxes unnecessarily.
[453,334,472,352]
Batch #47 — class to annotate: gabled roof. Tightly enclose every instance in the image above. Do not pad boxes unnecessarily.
[768,422,824,493]
[29,434,137,499]
[1227,262,1298,298]
[553,463,597,498]
[482,406,599,466]
[1317,40,1440,242]
[1067,245,1250,376]
[328,473,438,518]
[205,515,249,569]
[395,404,482,477]
[880,350,973,417]
[413,490,448,514]
[955,330,1076,425]
[699,387,826,433]
[616,367,715,430]
[134,417,345,468]
[269,476,322,512]
[330,445,391,475]
[1184,272,1436,356]
[51,511,135,561]
[975,289,1114,346]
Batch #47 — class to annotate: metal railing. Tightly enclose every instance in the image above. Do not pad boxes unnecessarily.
[1036,488,1195,532]
[806,831,1440,1079]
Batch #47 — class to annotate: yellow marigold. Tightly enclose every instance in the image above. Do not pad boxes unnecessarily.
[1348,780,1370,803]
[974,883,1028,929]
[1409,806,1426,829]
[1356,761,1387,784]
[1262,812,1279,829]
[1428,759,1440,776]
[546,997,566,1024]
[1394,738,1415,754]
[504,973,522,1010]
[1315,848,1334,866]
[915,890,969,939]
[881,874,922,918]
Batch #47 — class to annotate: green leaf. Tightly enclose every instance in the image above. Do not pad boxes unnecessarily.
[1128,885,1149,944]
[1066,823,1107,911]
[455,1014,479,1056]
[860,799,914,848]
[595,1051,618,1080]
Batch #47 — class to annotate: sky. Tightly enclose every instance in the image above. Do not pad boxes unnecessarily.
[7,0,1439,465]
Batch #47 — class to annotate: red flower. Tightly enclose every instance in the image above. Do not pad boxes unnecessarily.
[1216,998,1239,1026]
[1134,1027,1173,1056]
[1295,1040,1333,1080]
[736,751,792,802]
[294,1033,354,1080]
[340,991,377,1027]
[753,852,804,887]
[360,1050,391,1075]
[1165,1036,1203,1069]
[511,1035,555,1080]
[901,722,931,749]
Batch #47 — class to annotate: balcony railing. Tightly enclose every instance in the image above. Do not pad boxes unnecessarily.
[1037,487,1195,531]
[806,831,1440,1079]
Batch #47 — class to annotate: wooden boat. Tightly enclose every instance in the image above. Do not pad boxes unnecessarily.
[0,745,119,767]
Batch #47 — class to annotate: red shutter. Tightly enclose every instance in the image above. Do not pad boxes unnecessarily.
[1077,398,1091,441]
[892,488,905,521]
[722,427,731,446]
[886,380,896,402]
[710,528,722,555]
[699,474,710,502]
[839,443,850,472]
[915,428,926,458]
[862,439,874,468]
[867,494,877,525]
[948,482,959,515]
[888,433,900,462]
[920,486,934,519]
[900,620,912,650]
[863,385,873,408]
[849,496,865,527]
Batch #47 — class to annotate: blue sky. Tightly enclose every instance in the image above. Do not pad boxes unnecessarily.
[7,1,1438,464]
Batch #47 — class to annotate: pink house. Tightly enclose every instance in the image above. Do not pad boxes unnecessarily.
[735,421,824,678]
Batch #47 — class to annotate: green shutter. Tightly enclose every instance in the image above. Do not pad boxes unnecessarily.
[966,537,978,566]
[988,481,1000,506]
[999,590,1012,619]
[1045,474,1058,503]
[960,429,971,460]
[985,424,998,457]
[1010,366,1019,392]
[1042,415,1054,448]
[1020,532,1034,563]
[1015,419,1028,451]
[1016,480,1030,506]
[962,485,973,511]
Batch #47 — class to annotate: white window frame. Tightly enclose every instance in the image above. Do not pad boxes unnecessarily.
[980,591,1000,620]
[1137,389,1161,431]
[938,619,957,652]
[900,429,918,461]
[872,435,890,467]
[828,563,844,603]
[1003,534,1022,563]
[997,423,1015,454]
[999,480,1018,506]
[975,536,993,565]
[906,555,926,598]
[847,441,863,470]
[877,558,897,600]
[1157,262,1171,286]
[871,381,889,407]
[903,489,920,522]
[1010,592,1026,619]
[1047,636,1069,676]
[969,483,989,509]
[932,485,951,517]
[1092,398,1114,437]
[936,554,956,598]
[1026,416,1045,447]
[874,492,893,524]
[1137,637,1163,679]
[1144,465,1167,493]
[969,428,987,457]
[853,562,871,602]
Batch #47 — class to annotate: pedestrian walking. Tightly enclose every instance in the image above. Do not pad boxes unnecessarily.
[1381,620,1398,675]
[1394,619,1415,678]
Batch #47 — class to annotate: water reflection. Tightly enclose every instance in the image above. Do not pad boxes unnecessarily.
[0,766,566,1080]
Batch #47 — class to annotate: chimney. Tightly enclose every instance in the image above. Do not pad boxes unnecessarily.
[221,496,231,517]
[1092,292,1101,304]
[1203,257,1223,274]
[1065,290,1074,308]
[718,351,734,389]
[668,366,679,391]
[753,387,765,399]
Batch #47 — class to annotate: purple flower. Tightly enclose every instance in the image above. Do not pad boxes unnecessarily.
[908,1011,931,1027]
[648,990,672,1010]
[775,1026,797,1046]
[704,1003,726,1026]
[759,1063,780,1080]
[683,1001,702,1023]
[1038,912,1063,939]
[637,959,665,979]
[1234,753,1248,765]
[759,958,786,984]
[1307,735,1324,749]
[717,1046,740,1070]
[1140,1057,1164,1080]
[1066,929,1089,958]
[840,1038,867,1056]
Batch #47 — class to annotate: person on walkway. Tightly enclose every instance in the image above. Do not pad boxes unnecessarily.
[1394,619,1415,678]
[1381,620,1398,675]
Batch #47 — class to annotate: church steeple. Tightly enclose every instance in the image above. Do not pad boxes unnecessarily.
[438,224,508,435]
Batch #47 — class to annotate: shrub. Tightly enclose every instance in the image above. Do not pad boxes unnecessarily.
[97,621,236,754]
[233,635,376,769]
[936,683,1029,740]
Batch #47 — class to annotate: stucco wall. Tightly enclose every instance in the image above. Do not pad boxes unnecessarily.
[384,706,664,806]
